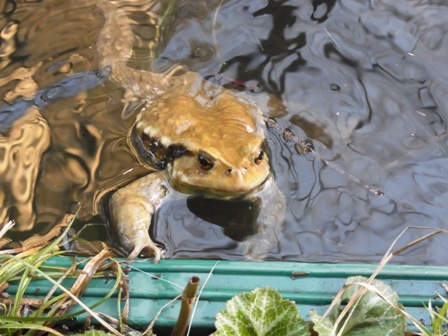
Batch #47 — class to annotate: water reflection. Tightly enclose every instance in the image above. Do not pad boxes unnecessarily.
[1,0,448,264]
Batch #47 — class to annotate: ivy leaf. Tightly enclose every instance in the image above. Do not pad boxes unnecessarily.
[212,287,310,336]
[311,276,406,336]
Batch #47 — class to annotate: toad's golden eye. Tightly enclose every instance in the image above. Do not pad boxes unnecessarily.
[198,153,214,170]
[254,150,264,165]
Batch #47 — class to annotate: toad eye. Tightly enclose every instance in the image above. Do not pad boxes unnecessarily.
[254,150,264,165]
[198,153,214,171]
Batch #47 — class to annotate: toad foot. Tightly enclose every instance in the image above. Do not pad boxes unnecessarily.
[109,171,168,263]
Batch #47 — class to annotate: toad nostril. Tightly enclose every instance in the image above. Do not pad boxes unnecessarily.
[226,168,233,174]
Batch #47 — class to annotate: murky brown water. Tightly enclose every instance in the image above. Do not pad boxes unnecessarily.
[1,0,448,265]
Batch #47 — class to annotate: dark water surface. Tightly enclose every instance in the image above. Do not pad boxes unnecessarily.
[1,0,448,264]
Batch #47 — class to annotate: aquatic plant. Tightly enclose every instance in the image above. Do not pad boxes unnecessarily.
[0,216,125,336]
[0,220,446,335]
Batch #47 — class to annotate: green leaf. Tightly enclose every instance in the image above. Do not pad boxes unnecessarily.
[311,276,406,336]
[212,287,310,336]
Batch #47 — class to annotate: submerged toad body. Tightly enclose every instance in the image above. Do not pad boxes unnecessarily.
[97,1,276,262]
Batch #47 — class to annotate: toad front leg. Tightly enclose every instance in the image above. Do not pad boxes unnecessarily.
[109,171,168,263]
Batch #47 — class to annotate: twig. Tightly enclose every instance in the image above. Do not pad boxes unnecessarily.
[187,260,219,336]
[324,27,340,49]
[212,0,225,61]
[441,282,448,294]
[143,293,181,335]
[171,276,200,336]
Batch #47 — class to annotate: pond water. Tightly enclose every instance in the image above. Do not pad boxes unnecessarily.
[1,0,448,265]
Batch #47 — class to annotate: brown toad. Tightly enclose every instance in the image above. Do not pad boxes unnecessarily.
[97,1,279,262]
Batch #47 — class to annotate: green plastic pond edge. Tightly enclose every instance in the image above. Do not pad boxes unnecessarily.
[5,257,448,330]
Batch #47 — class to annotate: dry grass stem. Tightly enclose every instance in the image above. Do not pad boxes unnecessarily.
[143,294,182,335]
[0,220,14,239]
[322,226,447,336]
[171,276,200,336]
